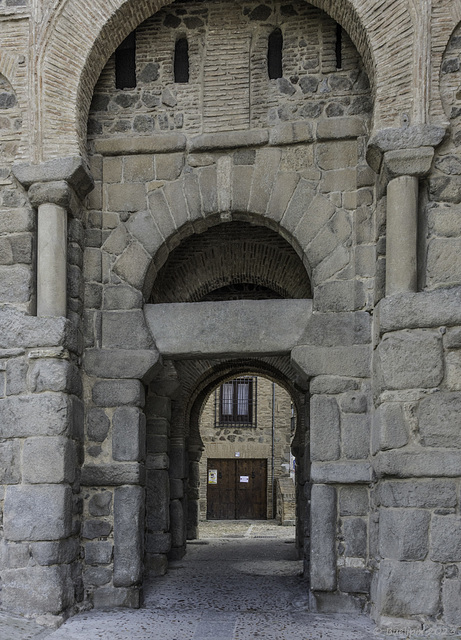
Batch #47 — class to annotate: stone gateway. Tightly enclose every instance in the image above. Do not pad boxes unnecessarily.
[0,0,461,632]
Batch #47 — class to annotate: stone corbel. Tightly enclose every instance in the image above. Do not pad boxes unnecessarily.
[12,156,94,318]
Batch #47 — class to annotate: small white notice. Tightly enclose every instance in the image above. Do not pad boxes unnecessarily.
[240,475,249,483]
[208,470,218,484]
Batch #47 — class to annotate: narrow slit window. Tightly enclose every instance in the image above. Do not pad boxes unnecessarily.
[335,23,343,70]
[174,38,189,83]
[115,32,136,89]
[268,28,283,80]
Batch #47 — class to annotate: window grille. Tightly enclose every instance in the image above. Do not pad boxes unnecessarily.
[215,377,257,427]
[115,32,136,89]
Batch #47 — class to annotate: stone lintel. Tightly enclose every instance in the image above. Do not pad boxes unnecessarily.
[189,128,269,152]
[374,450,461,478]
[311,462,374,484]
[269,121,314,146]
[366,125,446,173]
[12,155,94,200]
[95,133,187,156]
[316,116,367,141]
[376,287,461,334]
[144,299,313,358]
[84,349,161,383]
[81,463,145,486]
[383,147,435,178]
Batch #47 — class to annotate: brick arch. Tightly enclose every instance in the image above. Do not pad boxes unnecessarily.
[37,0,415,160]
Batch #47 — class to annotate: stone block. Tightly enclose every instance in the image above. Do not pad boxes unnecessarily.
[310,484,336,591]
[374,450,461,478]
[0,208,34,234]
[377,330,443,390]
[310,395,340,461]
[95,133,186,156]
[106,183,146,212]
[81,463,144,486]
[339,486,369,516]
[248,148,281,215]
[92,380,145,407]
[155,153,184,181]
[85,541,113,565]
[427,203,461,238]
[83,248,102,283]
[170,478,184,500]
[430,515,461,562]
[0,393,74,439]
[169,444,186,479]
[366,125,445,172]
[338,568,371,594]
[340,392,367,413]
[1,565,74,615]
[146,469,170,532]
[266,170,299,221]
[313,592,364,613]
[147,188,176,238]
[114,485,144,587]
[383,147,434,177]
[84,566,112,587]
[23,436,75,484]
[379,508,430,561]
[301,311,371,347]
[93,585,140,608]
[310,376,359,395]
[113,241,151,291]
[343,518,367,558]
[85,348,160,382]
[377,480,457,508]
[311,461,373,484]
[445,350,461,391]
[126,210,163,256]
[0,439,21,484]
[87,408,110,442]
[0,308,77,351]
[2,542,31,568]
[373,403,408,452]
[292,344,371,378]
[123,155,154,182]
[320,168,356,193]
[6,356,27,395]
[145,553,168,576]
[317,117,366,140]
[82,519,112,539]
[28,359,81,395]
[341,414,369,459]
[418,392,461,448]
[313,246,350,283]
[113,406,146,462]
[189,129,268,152]
[375,559,442,617]
[429,176,461,203]
[102,224,129,255]
[427,238,461,287]
[89,491,112,517]
[170,499,185,549]
[269,121,313,146]
[316,141,357,170]
[101,310,153,350]
[198,166,218,215]
[313,280,362,313]
[442,579,461,626]
[0,264,32,303]
[103,285,143,310]
[4,484,72,541]
[146,532,172,554]
[30,539,79,566]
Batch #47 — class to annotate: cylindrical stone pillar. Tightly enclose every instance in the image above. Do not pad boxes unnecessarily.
[385,175,418,296]
[37,202,67,317]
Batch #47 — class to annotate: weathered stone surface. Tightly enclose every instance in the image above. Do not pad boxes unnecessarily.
[170,499,185,549]
[340,392,368,413]
[442,579,461,626]
[341,414,369,459]
[0,264,32,303]
[373,403,408,452]
[84,349,160,382]
[85,541,113,565]
[379,508,430,561]
[374,450,461,478]
[300,312,371,347]
[146,469,170,532]
[13,156,94,199]
[0,393,73,438]
[88,491,112,517]
[82,519,112,539]
[92,380,145,407]
[30,539,79,566]
[269,120,313,146]
[417,392,461,448]
[101,310,153,350]
[291,344,371,378]
[23,436,76,484]
[113,406,146,462]
[114,486,144,587]
[145,299,312,357]
[6,356,27,395]
[311,462,373,484]
[313,280,363,313]
[1,565,74,615]
[310,484,336,591]
[113,241,152,290]
[366,125,446,172]
[0,308,77,350]
[95,134,186,156]
[338,568,371,594]
[310,395,340,461]
[4,485,72,541]
[339,486,369,516]
[87,408,110,442]
[316,117,367,140]
[377,480,457,508]
[0,439,21,484]
[126,209,163,255]
[103,285,143,310]
[317,141,358,170]
[146,532,172,554]
[343,518,367,557]
[430,515,461,562]
[189,129,268,152]
[383,147,434,177]
[427,238,461,286]
[376,330,443,390]
[310,376,359,395]
[375,559,442,617]
[27,359,81,395]
[81,463,144,486]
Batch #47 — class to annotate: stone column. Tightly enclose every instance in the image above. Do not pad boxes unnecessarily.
[37,202,67,316]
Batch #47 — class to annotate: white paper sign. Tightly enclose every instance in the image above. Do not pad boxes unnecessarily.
[240,475,249,483]
[208,469,218,484]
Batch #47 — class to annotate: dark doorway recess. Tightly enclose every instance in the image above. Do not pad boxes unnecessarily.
[207,459,267,520]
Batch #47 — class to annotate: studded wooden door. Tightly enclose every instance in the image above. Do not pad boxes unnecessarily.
[207,458,267,520]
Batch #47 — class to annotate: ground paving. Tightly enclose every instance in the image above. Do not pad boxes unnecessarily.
[0,521,457,640]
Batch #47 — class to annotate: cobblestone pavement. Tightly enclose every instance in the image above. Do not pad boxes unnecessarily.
[1,521,456,640]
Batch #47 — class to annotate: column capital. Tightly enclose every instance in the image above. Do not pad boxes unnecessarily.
[366,124,446,174]
[12,155,94,201]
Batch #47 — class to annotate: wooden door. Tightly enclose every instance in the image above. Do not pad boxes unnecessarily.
[207,459,236,520]
[236,459,267,520]
[207,458,267,520]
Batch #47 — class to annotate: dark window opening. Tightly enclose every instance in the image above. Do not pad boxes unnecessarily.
[115,32,136,89]
[335,23,342,70]
[268,28,283,79]
[216,377,257,427]
[174,38,189,83]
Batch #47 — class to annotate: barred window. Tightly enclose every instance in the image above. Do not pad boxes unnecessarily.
[215,377,257,427]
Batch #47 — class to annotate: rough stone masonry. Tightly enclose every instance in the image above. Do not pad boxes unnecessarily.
[0,0,461,634]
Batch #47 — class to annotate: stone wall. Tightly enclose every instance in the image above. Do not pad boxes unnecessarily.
[198,376,293,519]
